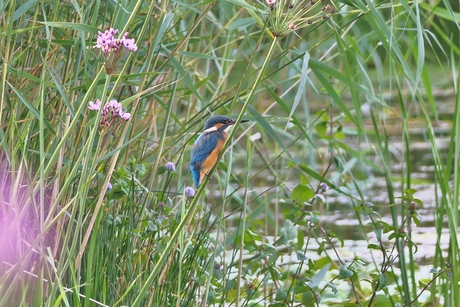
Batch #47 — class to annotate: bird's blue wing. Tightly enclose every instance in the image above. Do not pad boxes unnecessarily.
[190,132,219,187]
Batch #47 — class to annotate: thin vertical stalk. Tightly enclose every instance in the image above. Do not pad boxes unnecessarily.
[236,135,253,306]
[75,73,112,269]
[235,186,247,307]
[226,36,279,145]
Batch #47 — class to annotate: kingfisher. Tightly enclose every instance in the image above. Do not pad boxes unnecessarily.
[190,115,249,187]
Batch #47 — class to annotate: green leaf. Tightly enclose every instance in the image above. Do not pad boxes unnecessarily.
[214,269,223,280]
[292,184,315,202]
[294,284,310,294]
[223,0,256,11]
[13,0,37,21]
[373,227,382,241]
[310,263,331,287]
[298,164,339,194]
[96,129,146,163]
[225,279,235,291]
[309,212,319,224]
[158,166,168,175]
[6,81,56,134]
[333,156,344,173]
[228,17,256,30]
[206,289,215,303]
[248,105,294,160]
[41,21,99,33]
[264,85,314,146]
[169,56,203,101]
[296,251,308,261]
[335,234,345,248]
[412,215,421,227]
[317,240,325,255]
[367,244,380,250]
[335,0,359,8]
[419,3,460,22]
[275,288,287,301]
[315,121,327,136]
[412,198,424,207]
[378,273,388,290]
[281,220,298,242]
[327,282,338,295]
[296,229,304,250]
[310,63,362,131]
[338,265,354,279]
[289,51,310,122]
[178,51,238,62]
[388,231,399,240]
[334,131,345,140]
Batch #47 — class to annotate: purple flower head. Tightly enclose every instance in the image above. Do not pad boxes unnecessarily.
[88,99,102,111]
[185,186,195,198]
[122,32,138,52]
[104,99,123,117]
[104,182,113,195]
[95,28,138,54]
[165,162,176,172]
[318,182,329,193]
[95,29,118,54]
[120,112,131,121]
[90,98,131,130]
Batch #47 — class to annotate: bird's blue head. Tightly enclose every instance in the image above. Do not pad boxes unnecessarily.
[203,115,249,132]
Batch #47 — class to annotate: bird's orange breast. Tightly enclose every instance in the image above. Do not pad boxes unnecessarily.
[199,136,225,182]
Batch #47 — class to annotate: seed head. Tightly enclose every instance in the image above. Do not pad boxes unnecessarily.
[256,0,336,37]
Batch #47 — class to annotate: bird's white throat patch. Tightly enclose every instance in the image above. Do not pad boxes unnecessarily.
[203,127,217,133]
[203,124,235,134]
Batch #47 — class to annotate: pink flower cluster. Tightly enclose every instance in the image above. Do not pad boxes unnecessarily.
[88,99,131,128]
[95,28,138,54]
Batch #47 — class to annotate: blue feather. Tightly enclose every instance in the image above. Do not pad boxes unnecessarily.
[190,132,219,187]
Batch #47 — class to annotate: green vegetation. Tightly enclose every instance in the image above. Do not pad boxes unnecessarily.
[1,0,459,306]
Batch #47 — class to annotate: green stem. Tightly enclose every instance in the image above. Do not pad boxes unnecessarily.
[75,73,112,269]
[229,36,279,142]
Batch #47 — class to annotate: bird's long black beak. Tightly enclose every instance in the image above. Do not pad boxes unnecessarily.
[232,119,249,124]
[230,119,250,125]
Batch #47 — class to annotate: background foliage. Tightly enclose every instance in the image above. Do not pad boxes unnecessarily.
[1,0,459,306]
